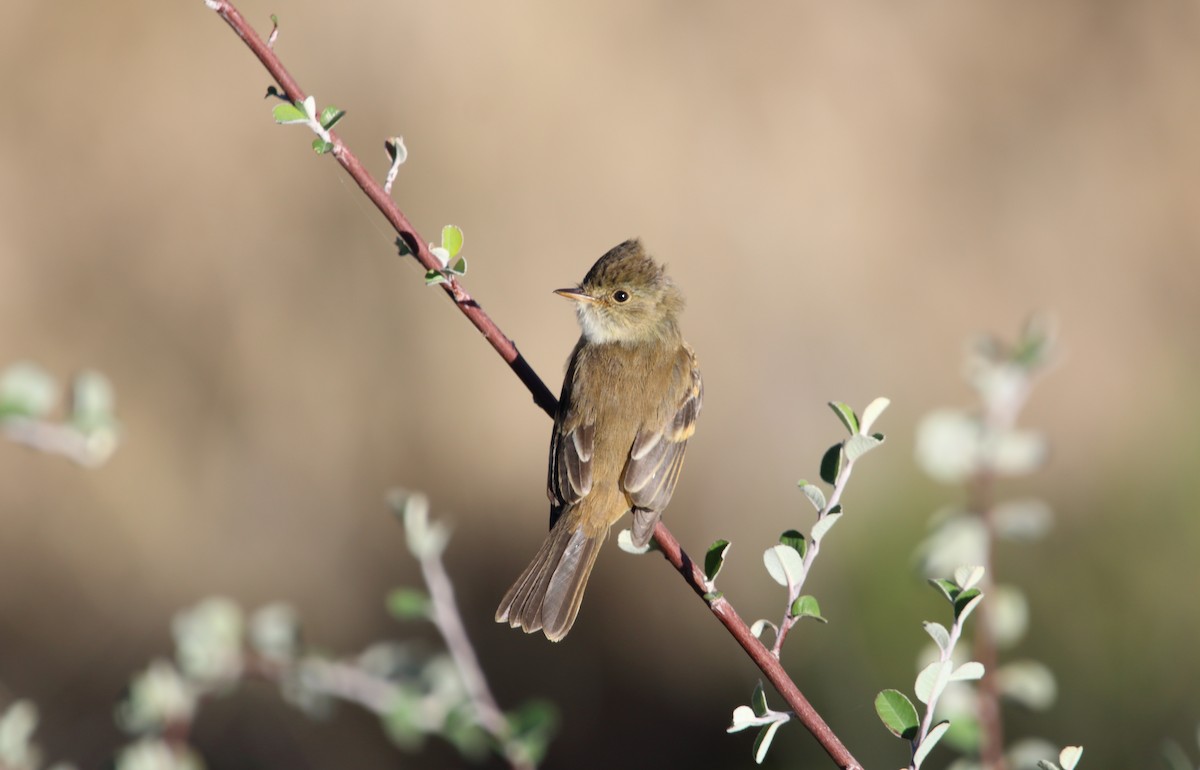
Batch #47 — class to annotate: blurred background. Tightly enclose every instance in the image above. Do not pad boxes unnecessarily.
[2,1,1198,768]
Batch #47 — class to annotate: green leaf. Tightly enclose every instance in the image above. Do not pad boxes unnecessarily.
[386,588,431,620]
[763,544,805,587]
[828,401,859,434]
[753,720,784,764]
[844,433,882,463]
[751,681,769,716]
[915,660,951,705]
[312,138,334,154]
[954,589,984,623]
[797,480,826,512]
[914,720,950,769]
[819,443,842,485]
[859,396,890,434]
[383,692,425,749]
[507,699,559,766]
[929,578,959,604]
[923,621,950,653]
[442,704,489,759]
[1059,746,1083,770]
[810,510,842,542]
[425,269,449,286]
[704,539,730,583]
[319,106,346,130]
[875,689,919,740]
[790,594,827,623]
[386,136,408,165]
[441,224,464,258]
[0,361,59,418]
[779,529,806,558]
[272,102,307,123]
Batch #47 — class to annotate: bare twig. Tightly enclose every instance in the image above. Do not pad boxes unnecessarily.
[772,460,856,658]
[206,0,556,419]
[653,524,863,769]
[204,4,862,767]
[418,539,535,769]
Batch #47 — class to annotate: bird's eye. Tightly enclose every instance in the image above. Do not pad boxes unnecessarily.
[612,290,630,303]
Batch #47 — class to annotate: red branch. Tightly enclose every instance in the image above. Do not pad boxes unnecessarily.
[207,0,556,418]
[206,3,862,768]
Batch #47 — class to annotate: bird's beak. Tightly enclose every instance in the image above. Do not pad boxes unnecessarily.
[554,288,596,303]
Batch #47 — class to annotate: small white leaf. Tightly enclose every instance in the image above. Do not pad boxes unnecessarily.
[988,428,1047,476]
[951,661,985,681]
[844,433,882,463]
[1059,746,1083,770]
[988,584,1030,649]
[749,619,776,639]
[998,660,1057,711]
[388,136,408,165]
[811,511,842,542]
[954,565,985,590]
[763,544,805,587]
[915,409,982,483]
[923,621,951,653]
[992,498,1053,540]
[727,705,758,733]
[917,513,988,578]
[754,718,784,764]
[859,396,890,434]
[915,660,951,705]
[914,720,950,769]
[617,529,650,555]
[798,481,826,512]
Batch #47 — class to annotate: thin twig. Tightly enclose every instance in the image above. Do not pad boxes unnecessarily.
[419,543,535,769]
[204,4,862,767]
[653,523,863,769]
[206,0,556,419]
[772,459,857,657]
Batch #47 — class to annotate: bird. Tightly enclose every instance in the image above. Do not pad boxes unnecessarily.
[495,239,703,641]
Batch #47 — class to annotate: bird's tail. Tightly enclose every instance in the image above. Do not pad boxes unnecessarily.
[495,507,605,642]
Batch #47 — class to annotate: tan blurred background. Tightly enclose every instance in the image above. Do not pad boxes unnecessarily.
[2,1,1199,768]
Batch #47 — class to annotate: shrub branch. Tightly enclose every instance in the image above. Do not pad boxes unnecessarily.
[204,3,862,767]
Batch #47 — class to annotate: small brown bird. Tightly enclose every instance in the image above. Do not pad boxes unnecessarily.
[495,239,703,641]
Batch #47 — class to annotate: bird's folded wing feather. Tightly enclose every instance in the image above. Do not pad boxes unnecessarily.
[623,344,703,544]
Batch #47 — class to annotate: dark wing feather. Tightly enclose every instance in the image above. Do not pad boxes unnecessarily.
[623,344,703,546]
[548,341,594,528]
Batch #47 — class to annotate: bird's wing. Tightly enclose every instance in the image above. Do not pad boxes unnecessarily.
[623,344,703,546]
[548,341,594,527]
